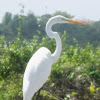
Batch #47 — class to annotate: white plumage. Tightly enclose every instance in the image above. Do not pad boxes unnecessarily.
[23,15,86,100]
[23,47,52,100]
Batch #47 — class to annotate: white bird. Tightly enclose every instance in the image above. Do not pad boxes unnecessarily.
[23,15,86,100]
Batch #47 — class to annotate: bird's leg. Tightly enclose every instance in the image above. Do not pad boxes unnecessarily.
[36,88,41,100]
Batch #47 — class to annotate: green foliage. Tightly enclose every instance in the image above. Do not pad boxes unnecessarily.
[53,11,74,18]
[0,11,100,47]
[17,4,24,39]
[0,11,100,100]
[0,32,100,99]
[0,36,40,99]
[47,42,100,100]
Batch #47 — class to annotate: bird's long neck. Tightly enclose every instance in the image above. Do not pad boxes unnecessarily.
[46,20,62,63]
[51,33,62,63]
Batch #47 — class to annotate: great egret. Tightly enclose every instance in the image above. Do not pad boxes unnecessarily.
[23,15,86,100]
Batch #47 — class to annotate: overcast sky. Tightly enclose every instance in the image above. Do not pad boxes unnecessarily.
[0,0,100,22]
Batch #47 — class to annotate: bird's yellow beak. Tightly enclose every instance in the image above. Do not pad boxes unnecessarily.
[62,18,88,25]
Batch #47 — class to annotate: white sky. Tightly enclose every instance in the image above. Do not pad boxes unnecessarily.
[0,0,100,22]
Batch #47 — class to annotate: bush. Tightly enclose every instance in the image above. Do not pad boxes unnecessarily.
[0,35,100,100]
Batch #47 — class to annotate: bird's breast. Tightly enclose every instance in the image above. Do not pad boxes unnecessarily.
[24,47,52,82]
[23,47,54,96]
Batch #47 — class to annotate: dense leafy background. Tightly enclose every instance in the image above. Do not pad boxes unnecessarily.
[0,11,100,100]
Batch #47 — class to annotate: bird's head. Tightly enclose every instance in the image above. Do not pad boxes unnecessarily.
[46,15,88,38]
[50,15,88,25]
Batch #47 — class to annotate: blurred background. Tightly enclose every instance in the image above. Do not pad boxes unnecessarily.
[0,0,100,100]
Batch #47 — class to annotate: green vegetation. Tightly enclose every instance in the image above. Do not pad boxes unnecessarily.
[0,11,100,100]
